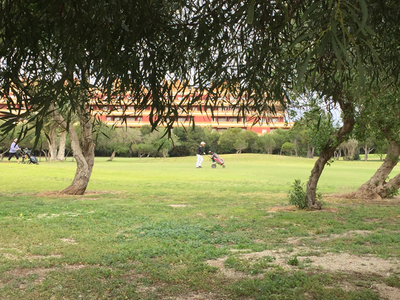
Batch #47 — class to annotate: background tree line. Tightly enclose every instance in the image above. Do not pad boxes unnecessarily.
[1,118,388,162]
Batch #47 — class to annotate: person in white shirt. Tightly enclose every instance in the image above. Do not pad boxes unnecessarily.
[196,141,206,168]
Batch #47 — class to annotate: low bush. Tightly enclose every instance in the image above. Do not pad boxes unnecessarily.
[288,179,307,209]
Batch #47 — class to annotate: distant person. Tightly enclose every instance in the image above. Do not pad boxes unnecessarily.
[8,138,20,164]
[196,141,206,168]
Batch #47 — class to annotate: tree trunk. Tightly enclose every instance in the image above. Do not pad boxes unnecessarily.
[352,141,400,200]
[364,144,368,161]
[305,98,355,209]
[56,130,67,161]
[48,124,58,160]
[50,104,94,195]
[108,150,116,161]
[363,144,374,162]
[42,150,49,161]
[0,150,7,161]
[334,148,341,160]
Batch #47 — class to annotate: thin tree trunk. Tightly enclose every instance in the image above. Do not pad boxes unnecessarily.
[0,149,7,161]
[351,141,400,200]
[363,144,374,162]
[108,150,116,161]
[307,145,313,158]
[48,124,58,160]
[50,104,94,195]
[305,98,355,209]
[65,150,71,161]
[56,130,67,161]
[334,149,341,160]
[42,150,49,161]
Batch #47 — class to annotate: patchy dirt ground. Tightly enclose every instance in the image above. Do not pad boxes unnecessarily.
[2,200,400,299]
[205,228,400,300]
[1,265,85,290]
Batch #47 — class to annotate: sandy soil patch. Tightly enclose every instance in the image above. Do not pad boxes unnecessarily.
[206,244,400,299]
[267,206,297,212]
[163,292,229,300]
[36,190,120,198]
[208,248,399,277]
[169,204,188,208]
[26,254,63,260]
[287,230,372,245]
[303,252,398,276]
[2,251,62,261]
[61,238,78,244]
[372,283,400,300]
[2,253,19,260]
[266,205,340,213]
[3,265,86,289]
[325,194,400,205]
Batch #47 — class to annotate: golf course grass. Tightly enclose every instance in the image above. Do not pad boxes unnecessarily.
[1,154,399,299]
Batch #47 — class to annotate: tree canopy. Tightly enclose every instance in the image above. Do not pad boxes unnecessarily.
[1,0,399,202]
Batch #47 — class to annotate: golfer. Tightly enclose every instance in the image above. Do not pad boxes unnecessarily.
[8,138,20,164]
[196,141,206,168]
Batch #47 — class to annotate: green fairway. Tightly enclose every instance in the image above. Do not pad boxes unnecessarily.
[1,154,399,299]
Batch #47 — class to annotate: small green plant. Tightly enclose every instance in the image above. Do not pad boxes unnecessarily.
[386,186,399,198]
[288,179,307,209]
[385,274,400,288]
[287,256,299,266]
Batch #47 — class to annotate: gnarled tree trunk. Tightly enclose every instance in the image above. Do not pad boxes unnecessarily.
[352,141,400,200]
[51,104,94,195]
[107,150,116,161]
[56,130,67,161]
[305,98,355,209]
[0,149,7,161]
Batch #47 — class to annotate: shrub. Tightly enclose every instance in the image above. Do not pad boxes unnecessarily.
[288,179,307,209]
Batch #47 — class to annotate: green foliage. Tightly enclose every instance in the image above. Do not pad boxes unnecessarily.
[95,124,142,157]
[288,179,307,209]
[289,93,338,157]
[287,256,299,266]
[385,274,400,288]
[385,186,399,198]
[255,133,276,154]
[172,126,209,156]
[281,142,295,155]
[218,128,243,154]
[233,139,248,154]
[270,129,290,152]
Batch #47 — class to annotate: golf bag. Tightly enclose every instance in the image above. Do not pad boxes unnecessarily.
[21,148,39,164]
[209,151,225,168]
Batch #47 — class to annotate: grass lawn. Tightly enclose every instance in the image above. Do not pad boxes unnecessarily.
[1,154,399,299]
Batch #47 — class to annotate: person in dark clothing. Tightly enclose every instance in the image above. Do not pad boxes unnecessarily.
[8,138,20,164]
[196,141,206,168]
